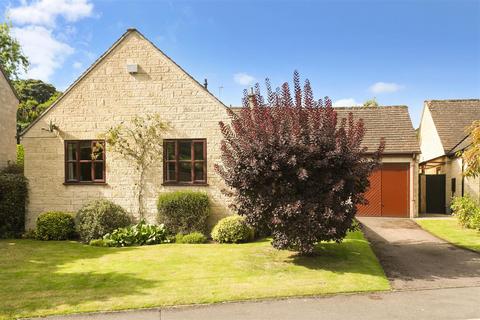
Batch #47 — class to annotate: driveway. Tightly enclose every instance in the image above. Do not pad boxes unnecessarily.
[358,217,480,290]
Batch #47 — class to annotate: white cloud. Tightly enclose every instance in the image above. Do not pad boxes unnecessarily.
[369,82,404,94]
[234,72,256,86]
[72,61,82,69]
[333,98,362,107]
[7,0,94,27]
[12,26,74,81]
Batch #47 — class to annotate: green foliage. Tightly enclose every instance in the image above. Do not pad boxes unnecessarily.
[76,199,132,242]
[1,162,23,174]
[211,215,254,243]
[363,98,379,107]
[16,144,24,166]
[36,211,75,240]
[0,172,27,238]
[451,196,480,230]
[157,191,210,234]
[88,238,113,247]
[462,120,480,177]
[14,79,61,130]
[175,232,208,244]
[102,221,169,247]
[0,22,29,80]
[103,114,168,218]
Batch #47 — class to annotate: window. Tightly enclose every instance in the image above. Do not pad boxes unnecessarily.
[451,178,456,196]
[65,140,105,184]
[163,139,207,185]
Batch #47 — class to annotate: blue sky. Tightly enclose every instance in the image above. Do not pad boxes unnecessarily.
[2,0,479,126]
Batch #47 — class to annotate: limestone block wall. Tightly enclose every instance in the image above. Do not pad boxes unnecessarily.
[0,71,18,168]
[22,30,233,230]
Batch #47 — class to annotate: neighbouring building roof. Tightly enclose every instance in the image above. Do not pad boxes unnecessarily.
[229,106,420,154]
[426,99,480,153]
[0,65,20,101]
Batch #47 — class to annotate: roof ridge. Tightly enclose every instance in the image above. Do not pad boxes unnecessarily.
[426,99,480,103]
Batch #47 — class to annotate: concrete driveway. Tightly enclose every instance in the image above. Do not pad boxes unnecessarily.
[358,217,480,290]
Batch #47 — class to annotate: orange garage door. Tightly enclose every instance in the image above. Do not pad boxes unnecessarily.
[357,163,410,217]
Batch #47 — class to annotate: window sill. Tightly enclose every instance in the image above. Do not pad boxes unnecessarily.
[63,182,108,186]
[162,182,209,187]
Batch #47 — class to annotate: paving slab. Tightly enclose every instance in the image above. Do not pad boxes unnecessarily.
[358,217,480,290]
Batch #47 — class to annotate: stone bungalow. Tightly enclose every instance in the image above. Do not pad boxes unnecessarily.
[21,29,420,229]
[0,66,19,169]
[418,99,480,214]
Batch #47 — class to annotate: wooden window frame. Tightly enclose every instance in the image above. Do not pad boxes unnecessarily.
[64,140,106,185]
[163,139,207,186]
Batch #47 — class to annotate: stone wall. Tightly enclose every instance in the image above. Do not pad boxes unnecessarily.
[22,30,233,229]
[0,71,18,168]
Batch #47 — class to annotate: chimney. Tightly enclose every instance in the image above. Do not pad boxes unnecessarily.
[203,78,208,90]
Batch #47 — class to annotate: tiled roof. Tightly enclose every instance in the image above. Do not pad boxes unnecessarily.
[229,106,420,154]
[427,99,480,152]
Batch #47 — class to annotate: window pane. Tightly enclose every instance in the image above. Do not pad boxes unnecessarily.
[94,162,104,180]
[92,142,104,160]
[67,162,77,181]
[80,163,92,181]
[194,162,204,181]
[66,143,77,161]
[179,141,191,160]
[80,141,92,160]
[194,142,204,160]
[179,162,192,182]
[166,162,176,181]
[166,142,175,160]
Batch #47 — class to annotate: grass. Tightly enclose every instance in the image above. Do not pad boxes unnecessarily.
[0,230,389,319]
[416,218,480,252]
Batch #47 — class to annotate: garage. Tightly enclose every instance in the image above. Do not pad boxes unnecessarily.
[357,163,410,217]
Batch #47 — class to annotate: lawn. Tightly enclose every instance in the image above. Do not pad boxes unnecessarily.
[0,230,389,319]
[416,218,480,252]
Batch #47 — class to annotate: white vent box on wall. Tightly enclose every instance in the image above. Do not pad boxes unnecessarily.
[127,64,138,73]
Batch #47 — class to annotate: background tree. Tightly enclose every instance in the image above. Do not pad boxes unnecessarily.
[216,71,384,255]
[0,22,29,80]
[363,98,379,107]
[14,79,61,130]
[462,120,480,177]
[103,114,168,219]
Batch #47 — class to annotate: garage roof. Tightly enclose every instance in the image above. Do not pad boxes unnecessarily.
[229,105,420,155]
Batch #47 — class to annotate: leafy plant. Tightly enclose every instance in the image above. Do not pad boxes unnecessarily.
[462,120,480,177]
[102,221,169,247]
[0,172,27,238]
[76,199,132,242]
[451,196,480,230]
[175,232,208,244]
[0,22,29,79]
[211,215,254,244]
[157,191,210,234]
[16,144,24,168]
[103,114,168,218]
[216,71,384,254]
[36,211,75,240]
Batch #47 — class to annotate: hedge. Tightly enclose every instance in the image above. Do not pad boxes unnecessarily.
[0,172,28,238]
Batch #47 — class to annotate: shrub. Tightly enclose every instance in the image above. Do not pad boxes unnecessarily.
[76,199,131,242]
[451,196,480,230]
[17,144,25,167]
[215,72,383,254]
[0,163,23,175]
[36,211,75,240]
[211,215,254,243]
[175,231,208,244]
[102,221,169,247]
[89,238,113,247]
[157,191,210,234]
[0,172,28,238]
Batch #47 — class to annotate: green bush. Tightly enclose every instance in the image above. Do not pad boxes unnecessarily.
[89,238,113,247]
[102,221,169,247]
[36,211,75,240]
[0,163,23,175]
[211,215,254,243]
[175,231,208,244]
[157,191,210,234]
[76,199,132,242]
[16,144,24,167]
[451,196,480,230]
[0,172,28,238]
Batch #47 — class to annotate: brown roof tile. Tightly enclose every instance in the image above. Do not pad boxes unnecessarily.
[229,106,420,154]
[427,99,480,152]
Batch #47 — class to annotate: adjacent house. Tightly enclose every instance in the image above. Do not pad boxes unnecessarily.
[21,29,420,229]
[0,67,19,168]
[418,99,480,214]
